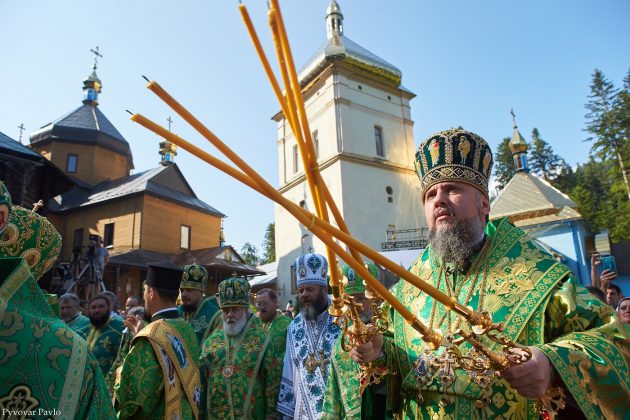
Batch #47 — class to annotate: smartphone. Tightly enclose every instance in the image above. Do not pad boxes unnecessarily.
[601,256,617,273]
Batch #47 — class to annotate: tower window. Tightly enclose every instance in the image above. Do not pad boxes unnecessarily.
[386,186,393,203]
[180,225,191,250]
[292,144,299,174]
[312,130,319,159]
[103,223,114,247]
[375,126,384,157]
[66,154,78,173]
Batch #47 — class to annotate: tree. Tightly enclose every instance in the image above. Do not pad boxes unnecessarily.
[240,242,260,266]
[584,68,630,199]
[529,128,570,182]
[260,223,276,264]
[493,137,514,192]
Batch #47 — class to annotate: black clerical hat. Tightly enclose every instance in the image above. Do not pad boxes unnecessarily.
[145,261,183,292]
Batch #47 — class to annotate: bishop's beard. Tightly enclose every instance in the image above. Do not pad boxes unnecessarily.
[429,213,485,264]
[223,315,248,337]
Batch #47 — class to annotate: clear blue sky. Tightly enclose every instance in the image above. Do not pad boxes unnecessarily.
[1,1,628,254]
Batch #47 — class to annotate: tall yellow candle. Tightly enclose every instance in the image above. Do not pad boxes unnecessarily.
[131,111,441,346]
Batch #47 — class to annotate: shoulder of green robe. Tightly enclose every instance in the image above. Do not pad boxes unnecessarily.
[107,316,125,333]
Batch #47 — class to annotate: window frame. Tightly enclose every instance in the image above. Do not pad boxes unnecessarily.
[103,223,114,247]
[66,154,79,173]
[180,225,191,250]
[374,125,385,157]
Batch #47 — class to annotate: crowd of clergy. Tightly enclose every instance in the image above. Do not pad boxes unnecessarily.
[1,128,629,419]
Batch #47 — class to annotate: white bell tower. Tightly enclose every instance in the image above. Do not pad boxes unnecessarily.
[273,0,425,305]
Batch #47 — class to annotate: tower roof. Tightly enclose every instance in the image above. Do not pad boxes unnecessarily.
[29,104,134,168]
[299,1,402,87]
[490,172,580,226]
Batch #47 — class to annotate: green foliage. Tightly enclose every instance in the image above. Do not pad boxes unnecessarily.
[493,137,514,191]
[564,158,630,242]
[260,223,275,264]
[240,242,260,266]
[584,68,630,198]
[529,128,570,182]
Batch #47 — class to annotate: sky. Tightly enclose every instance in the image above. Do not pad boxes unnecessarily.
[0,0,628,254]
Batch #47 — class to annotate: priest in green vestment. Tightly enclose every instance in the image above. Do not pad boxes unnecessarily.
[200,276,282,419]
[255,288,292,356]
[59,292,90,332]
[178,263,221,345]
[348,129,630,419]
[323,263,387,420]
[77,293,124,375]
[115,261,201,420]
[0,180,116,419]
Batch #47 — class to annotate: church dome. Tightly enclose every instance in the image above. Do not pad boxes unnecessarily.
[299,0,402,87]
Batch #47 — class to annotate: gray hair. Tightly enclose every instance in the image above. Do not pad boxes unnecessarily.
[59,293,80,305]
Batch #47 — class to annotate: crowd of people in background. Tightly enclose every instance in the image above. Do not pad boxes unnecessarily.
[2,128,628,419]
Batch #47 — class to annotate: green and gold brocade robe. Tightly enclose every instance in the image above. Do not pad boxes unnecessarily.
[115,312,201,419]
[179,296,221,346]
[374,218,630,419]
[200,314,283,419]
[0,257,116,419]
[77,316,124,376]
[322,321,388,420]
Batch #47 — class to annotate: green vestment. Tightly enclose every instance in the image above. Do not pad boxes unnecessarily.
[115,310,201,419]
[77,315,124,375]
[179,296,220,345]
[330,219,630,419]
[261,313,292,360]
[200,314,283,419]
[322,322,387,420]
[0,257,116,419]
[66,312,90,332]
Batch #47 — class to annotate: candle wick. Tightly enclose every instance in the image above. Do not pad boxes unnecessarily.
[125,109,134,115]
[141,75,150,82]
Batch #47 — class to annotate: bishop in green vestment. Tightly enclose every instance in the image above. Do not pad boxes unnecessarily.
[77,294,124,375]
[200,276,282,419]
[115,261,202,420]
[178,263,221,345]
[347,129,630,419]
[0,181,116,419]
[59,292,90,332]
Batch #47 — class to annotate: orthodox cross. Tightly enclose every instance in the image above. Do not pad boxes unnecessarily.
[307,246,314,253]
[90,46,103,70]
[32,199,44,213]
[510,108,517,128]
[167,116,173,131]
[17,123,25,144]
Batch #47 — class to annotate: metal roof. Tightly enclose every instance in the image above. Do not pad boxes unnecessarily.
[29,104,133,166]
[0,131,42,159]
[50,164,225,217]
[490,172,578,221]
[299,34,403,87]
[172,246,265,276]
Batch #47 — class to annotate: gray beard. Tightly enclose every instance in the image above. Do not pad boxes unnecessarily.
[223,315,248,337]
[429,216,484,263]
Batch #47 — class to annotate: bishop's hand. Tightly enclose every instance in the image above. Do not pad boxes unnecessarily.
[501,346,553,399]
[349,334,383,364]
